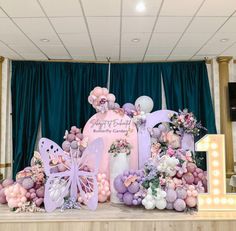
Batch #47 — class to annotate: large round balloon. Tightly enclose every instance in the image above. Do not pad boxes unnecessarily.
[135,96,154,113]
[122,103,136,114]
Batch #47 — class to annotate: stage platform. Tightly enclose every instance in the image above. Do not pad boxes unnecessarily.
[0,203,236,231]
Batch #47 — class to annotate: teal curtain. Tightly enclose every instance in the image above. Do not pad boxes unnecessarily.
[11,61,42,177]
[41,62,108,146]
[110,63,162,110]
[161,61,216,170]
[11,61,108,177]
[161,61,216,134]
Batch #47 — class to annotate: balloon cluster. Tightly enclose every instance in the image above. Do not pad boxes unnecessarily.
[97,173,110,202]
[113,170,145,206]
[0,152,45,211]
[142,187,167,210]
[62,126,88,155]
[88,86,119,113]
[4,183,27,209]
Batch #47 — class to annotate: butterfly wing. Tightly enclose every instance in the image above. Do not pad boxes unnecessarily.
[76,138,103,210]
[39,138,72,212]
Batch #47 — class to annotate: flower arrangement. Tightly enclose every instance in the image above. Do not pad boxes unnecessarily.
[108,139,132,157]
[169,109,206,136]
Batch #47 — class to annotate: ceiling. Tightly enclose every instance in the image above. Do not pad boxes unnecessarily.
[1,0,236,62]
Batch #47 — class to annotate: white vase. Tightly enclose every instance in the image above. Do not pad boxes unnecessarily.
[110,152,129,203]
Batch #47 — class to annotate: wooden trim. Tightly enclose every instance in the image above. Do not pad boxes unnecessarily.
[0,163,11,168]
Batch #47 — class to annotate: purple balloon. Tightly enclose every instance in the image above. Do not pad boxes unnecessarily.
[166,189,177,203]
[122,103,136,114]
[22,177,34,190]
[62,141,70,152]
[123,192,133,205]
[127,182,139,194]
[113,176,127,193]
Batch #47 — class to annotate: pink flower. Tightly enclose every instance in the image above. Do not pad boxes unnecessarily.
[185,151,193,162]
[167,147,175,157]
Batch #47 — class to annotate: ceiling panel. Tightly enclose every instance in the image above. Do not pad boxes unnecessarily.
[121,46,146,58]
[13,17,61,45]
[87,17,120,35]
[39,45,70,59]
[121,33,150,47]
[72,55,95,61]
[50,17,87,34]
[9,44,40,53]
[177,33,212,47]
[218,17,236,33]
[149,33,181,47]
[82,0,120,16]
[0,0,44,17]
[167,55,192,60]
[197,0,236,16]
[155,16,191,33]
[171,46,199,56]
[66,46,94,56]
[94,45,119,57]
[39,0,82,17]
[59,33,91,47]
[160,0,203,16]
[146,46,172,55]
[0,33,31,45]
[123,0,162,16]
[122,17,155,33]
[0,41,22,59]
[91,33,119,48]
[0,8,7,17]
[0,18,22,34]
[144,55,168,61]
[186,17,227,33]
[221,43,236,56]
[20,52,47,60]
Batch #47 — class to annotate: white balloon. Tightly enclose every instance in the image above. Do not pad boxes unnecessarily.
[155,199,167,210]
[135,96,154,113]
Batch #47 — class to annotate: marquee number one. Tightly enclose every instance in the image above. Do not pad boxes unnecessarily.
[196,134,236,210]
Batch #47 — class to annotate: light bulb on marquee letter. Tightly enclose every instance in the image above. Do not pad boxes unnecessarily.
[196,134,236,211]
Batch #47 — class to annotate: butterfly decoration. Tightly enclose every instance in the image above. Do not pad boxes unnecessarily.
[39,137,103,212]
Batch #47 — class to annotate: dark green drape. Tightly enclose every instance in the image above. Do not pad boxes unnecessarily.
[161,61,216,170]
[11,61,42,177]
[161,61,216,134]
[110,63,162,110]
[12,61,107,177]
[41,62,108,146]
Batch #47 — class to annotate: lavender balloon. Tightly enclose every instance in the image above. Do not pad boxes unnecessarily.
[113,175,127,193]
[122,103,136,115]
[123,192,133,205]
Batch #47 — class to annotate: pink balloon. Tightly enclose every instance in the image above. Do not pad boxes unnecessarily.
[107,94,116,102]
[88,95,94,104]
[102,88,109,95]
[93,87,103,96]
[185,196,197,207]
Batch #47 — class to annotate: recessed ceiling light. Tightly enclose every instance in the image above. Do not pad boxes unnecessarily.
[136,2,146,12]
[131,38,140,43]
[40,38,50,42]
[220,38,229,43]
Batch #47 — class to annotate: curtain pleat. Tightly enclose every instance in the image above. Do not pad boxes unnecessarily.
[110,63,162,110]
